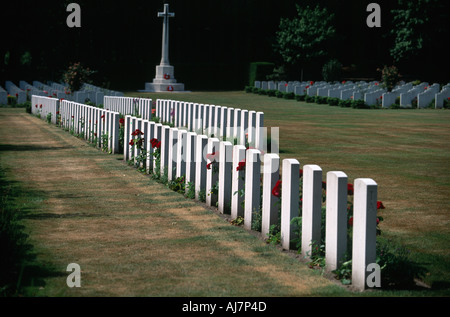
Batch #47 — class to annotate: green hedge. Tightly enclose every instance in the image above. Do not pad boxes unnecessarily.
[248,62,275,86]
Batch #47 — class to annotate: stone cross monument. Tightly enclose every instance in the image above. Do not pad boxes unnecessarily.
[144,3,185,92]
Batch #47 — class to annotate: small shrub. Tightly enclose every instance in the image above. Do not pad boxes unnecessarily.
[295,94,305,101]
[338,99,352,108]
[7,95,17,106]
[283,92,295,100]
[244,86,253,93]
[351,99,368,109]
[305,95,315,103]
[266,89,277,97]
[252,87,261,94]
[327,97,340,106]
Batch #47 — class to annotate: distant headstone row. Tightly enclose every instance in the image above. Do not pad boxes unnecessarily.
[104,96,153,120]
[1,80,124,106]
[155,100,265,150]
[31,95,121,154]
[254,80,450,109]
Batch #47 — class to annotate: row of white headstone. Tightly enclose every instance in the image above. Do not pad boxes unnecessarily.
[0,85,7,105]
[3,81,28,104]
[255,80,450,108]
[104,96,153,120]
[155,99,266,151]
[122,110,378,291]
[2,80,125,106]
[30,93,379,291]
[31,95,121,154]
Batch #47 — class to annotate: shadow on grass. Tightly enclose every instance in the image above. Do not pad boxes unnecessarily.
[0,144,74,152]
[0,166,66,296]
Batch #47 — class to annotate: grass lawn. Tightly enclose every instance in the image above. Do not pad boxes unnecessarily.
[125,90,450,291]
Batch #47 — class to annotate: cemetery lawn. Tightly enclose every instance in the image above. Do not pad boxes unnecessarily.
[126,90,450,294]
[0,107,348,297]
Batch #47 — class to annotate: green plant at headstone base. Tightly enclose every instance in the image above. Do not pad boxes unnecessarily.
[149,138,161,180]
[46,112,52,124]
[185,182,196,199]
[198,189,206,203]
[327,97,340,106]
[101,132,110,153]
[314,96,327,104]
[305,95,315,103]
[283,92,295,100]
[129,129,148,170]
[231,216,245,226]
[244,86,253,93]
[168,176,186,194]
[118,115,125,154]
[443,98,450,109]
[350,99,368,109]
[266,224,281,245]
[7,95,17,106]
[252,207,263,232]
[266,90,277,97]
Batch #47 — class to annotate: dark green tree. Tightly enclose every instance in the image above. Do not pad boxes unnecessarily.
[274,4,336,80]
[390,0,448,65]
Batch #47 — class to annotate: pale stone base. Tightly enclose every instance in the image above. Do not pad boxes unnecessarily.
[143,82,185,92]
[141,64,187,92]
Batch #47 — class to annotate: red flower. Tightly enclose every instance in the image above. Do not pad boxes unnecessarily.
[342,80,346,84]
[119,118,125,126]
[206,152,217,161]
[56,111,60,115]
[349,217,353,226]
[236,160,246,171]
[377,201,385,209]
[150,138,159,148]
[101,115,105,119]
[347,183,354,195]
[152,109,156,114]
[322,181,326,190]
[206,162,212,170]
[40,104,43,108]
[131,129,143,136]
[310,81,314,85]
[376,218,380,225]
[272,180,282,198]
[299,169,303,178]
[35,104,38,108]
[15,93,18,97]
[129,140,135,146]
[284,83,288,87]
[156,141,161,149]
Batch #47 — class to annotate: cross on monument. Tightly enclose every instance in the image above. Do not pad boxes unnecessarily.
[142,2,186,92]
[158,3,175,66]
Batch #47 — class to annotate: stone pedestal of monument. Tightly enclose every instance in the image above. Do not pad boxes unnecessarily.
[144,65,185,92]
